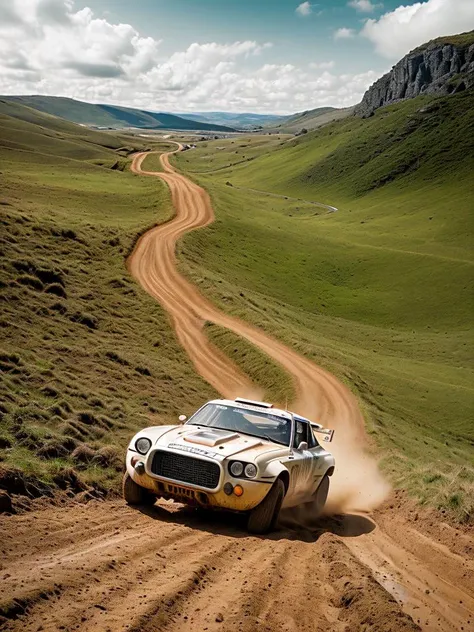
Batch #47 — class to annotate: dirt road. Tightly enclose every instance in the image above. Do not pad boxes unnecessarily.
[1,150,472,632]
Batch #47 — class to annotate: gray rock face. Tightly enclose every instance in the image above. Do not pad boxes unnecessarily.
[355,42,474,118]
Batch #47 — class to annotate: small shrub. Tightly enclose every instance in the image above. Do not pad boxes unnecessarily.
[0,437,12,449]
[50,301,67,314]
[45,283,67,298]
[70,312,98,330]
[105,351,129,366]
[12,260,34,273]
[41,385,58,398]
[71,443,96,464]
[36,441,69,459]
[60,229,77,240]
[136,366,151,376]
[77,411,99,425]
[108,278,126,288]
[93,446,122,471]
[96,415,114,430]
[58,400,72,413]
[36,268,65,286]
[17,275,44,291]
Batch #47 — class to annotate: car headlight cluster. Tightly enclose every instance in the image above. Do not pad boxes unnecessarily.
[228,461,257,479]
[135,437,152,455]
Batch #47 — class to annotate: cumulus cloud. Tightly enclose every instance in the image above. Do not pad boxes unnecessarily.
[334,27,356,40]
[348,0,380,12]
[0,0,378,113]
[296,2,312,16]
[361,0,474,59]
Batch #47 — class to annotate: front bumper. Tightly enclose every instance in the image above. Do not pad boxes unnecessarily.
[126,448,272,512]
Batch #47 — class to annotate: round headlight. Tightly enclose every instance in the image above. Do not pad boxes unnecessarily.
[230,461,244,477]
[135,437,152,455]
[244,463,257,478]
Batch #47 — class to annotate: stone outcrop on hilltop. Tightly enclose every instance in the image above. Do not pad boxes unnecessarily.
[354,32,474,117]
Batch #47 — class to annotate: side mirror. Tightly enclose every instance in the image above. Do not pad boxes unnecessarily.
[178,414,187,423]
[297,441,308,451]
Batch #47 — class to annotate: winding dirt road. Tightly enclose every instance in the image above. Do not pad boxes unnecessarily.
[1,149,473,632]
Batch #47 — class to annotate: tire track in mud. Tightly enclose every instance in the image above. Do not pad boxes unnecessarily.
[0,503,422,632]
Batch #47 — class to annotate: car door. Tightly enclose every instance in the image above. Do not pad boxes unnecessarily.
[284,419,320,503]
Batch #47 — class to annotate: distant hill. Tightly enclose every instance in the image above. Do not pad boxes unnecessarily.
[265,106,353,133]
[175,111,288,130]
[0,98,135,161]
[0,95,236,132]
[355,30,474,117]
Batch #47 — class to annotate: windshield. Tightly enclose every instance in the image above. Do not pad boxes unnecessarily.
[187,403,292,446]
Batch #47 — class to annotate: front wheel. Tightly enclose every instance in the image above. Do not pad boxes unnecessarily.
[247,479,285,535]
[122,472,156,506]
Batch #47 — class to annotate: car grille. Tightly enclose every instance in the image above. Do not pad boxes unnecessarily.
[151,450,220,489]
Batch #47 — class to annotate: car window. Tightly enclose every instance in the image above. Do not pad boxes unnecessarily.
[294,420,309,448]
[187,403,292,446]
[293,417,319,448]
[307,424,318,448]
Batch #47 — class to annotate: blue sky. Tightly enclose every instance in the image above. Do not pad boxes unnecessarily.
[0,0,473,113]
[90,0,402,73]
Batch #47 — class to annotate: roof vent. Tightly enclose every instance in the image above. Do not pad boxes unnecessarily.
[234,397,273,409]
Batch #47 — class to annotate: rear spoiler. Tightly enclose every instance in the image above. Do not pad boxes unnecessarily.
[310,422,334,443]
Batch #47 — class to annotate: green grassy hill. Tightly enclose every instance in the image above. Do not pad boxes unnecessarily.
[176,111,287,129]
[267,106,353,133]
[1,95,236,132]
[412,30,474,52]
[174,89,474,521]
[0,102,214,503]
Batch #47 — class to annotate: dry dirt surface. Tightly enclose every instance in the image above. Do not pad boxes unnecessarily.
[1,149,473,632]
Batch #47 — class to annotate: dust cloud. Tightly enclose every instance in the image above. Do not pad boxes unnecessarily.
[325,437,391,515]
[296,395,391,518]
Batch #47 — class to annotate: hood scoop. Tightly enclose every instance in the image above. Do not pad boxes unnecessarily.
[183,429,240,447]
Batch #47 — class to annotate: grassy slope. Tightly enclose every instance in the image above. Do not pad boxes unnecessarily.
[413,30,474,52]
[174,90,474,521]
[0,104,214,500]
[269,107,353,133]
[173,135,292,174]
[1,96,235,132]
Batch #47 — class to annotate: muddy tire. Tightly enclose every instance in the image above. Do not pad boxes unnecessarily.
[122,472,155,506]
[247,479,285,535]
[310,473,330,517]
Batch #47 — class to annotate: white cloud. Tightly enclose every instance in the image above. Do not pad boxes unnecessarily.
[334,27,356,40]
[0,0,378,113]
[348,0,380,12]
[296,2,312,16]
[361,0,474,59]
[0,0,161,78]
[309,60,335,70]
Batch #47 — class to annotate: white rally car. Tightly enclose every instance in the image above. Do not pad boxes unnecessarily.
[123,398,335,534]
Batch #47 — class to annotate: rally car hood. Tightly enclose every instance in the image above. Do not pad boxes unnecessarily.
[154,425,286,460]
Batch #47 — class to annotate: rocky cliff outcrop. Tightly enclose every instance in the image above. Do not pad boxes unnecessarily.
[355,32,474,117]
